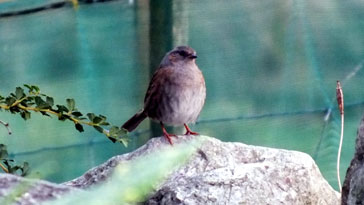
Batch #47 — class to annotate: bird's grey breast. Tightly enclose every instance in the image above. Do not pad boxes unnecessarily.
[157,64,206,125]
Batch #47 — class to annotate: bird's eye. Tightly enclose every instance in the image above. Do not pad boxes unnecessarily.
[178,50,188,57]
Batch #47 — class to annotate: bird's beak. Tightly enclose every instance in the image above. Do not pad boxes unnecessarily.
[189,54,198,59]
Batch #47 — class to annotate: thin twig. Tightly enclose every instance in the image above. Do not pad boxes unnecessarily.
[0,120,12,135]
[336,81,344,192]
[1,96,98,130]
[0,162,9,173]
[16,104,97,128]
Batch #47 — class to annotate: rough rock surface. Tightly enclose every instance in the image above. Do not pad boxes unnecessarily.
[0,173,79,205]
[64,135,340,205]
[342,116,364,204]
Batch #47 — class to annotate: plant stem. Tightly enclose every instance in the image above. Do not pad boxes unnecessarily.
[0,162,9,173]
[336,81,344,192]
[337,114,344,192]
[16,104,96,127]
[0,120,11,135]
[2,101,101,131]
[18,104,60,116]
[10,96,28,108]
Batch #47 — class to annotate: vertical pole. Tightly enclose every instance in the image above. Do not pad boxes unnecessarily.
[149,0,173,137]
[134,0,151,144]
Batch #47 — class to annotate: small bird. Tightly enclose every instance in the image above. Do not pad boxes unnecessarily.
[122,46,206,144]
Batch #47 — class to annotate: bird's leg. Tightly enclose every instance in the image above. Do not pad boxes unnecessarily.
[184,124,199,135]
[160,122,177,145]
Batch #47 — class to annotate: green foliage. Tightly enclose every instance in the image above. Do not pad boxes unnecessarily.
[0,144,29,176]
[0,84,128,144]
[0,84,130,175]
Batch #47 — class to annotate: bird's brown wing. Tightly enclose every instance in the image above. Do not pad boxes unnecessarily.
[143,67,173,113]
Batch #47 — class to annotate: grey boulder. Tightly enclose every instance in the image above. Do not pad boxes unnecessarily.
[65,135,340,205]
[0,173,79,205]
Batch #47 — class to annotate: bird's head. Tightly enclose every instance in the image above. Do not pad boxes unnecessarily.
[161,46,197,66]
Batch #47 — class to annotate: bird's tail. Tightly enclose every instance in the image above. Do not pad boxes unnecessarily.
[121,110,147,132]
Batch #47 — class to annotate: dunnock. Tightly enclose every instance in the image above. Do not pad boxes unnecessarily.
[122,46,206,144]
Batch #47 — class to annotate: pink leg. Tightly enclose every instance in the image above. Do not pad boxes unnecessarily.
[184,124,199,135]
[160,122,177,145]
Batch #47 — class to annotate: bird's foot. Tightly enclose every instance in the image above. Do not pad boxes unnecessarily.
[163,132,177,145]
[184,124,199,136]
[160,122,177,145]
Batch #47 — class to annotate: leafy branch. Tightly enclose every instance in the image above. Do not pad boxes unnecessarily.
[0,144,29,176]
[0,85,128,145]
[0,120,28,175]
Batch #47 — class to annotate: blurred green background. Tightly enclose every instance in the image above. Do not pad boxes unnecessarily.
[1,0,364,191]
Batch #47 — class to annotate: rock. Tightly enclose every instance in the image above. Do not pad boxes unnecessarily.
[64,135,340,204]
[0,173,80,205]
[342,116,364,204]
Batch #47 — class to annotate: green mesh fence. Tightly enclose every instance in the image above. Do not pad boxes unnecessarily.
[1,0,364,191]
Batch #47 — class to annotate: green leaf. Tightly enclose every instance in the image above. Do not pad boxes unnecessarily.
[34,96,45,107]
[5,97,16,106]
[8,165,20,174]
[35,98,51,109]
[2,160,11,170]
[75,123,84,132]
[40,111,51,117]
[93,126,104,133]
[15,87,25,99]
[95,116,108,125]
[87,113,95,121]
[24,84,32,91]
[32,85,40,92]
[58,114,67,121]
[93,116,102,124]
[108,126,128,145]
[56,105,69,113]
[99,115,107,121]
[109,126,119,135]
[66,99,75,111]
[0,144,9,160]
[21,162,30,176]
[46,96,54,107]
[21,111,31,120]
[119,138,129,147]
[72,111,83,117]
